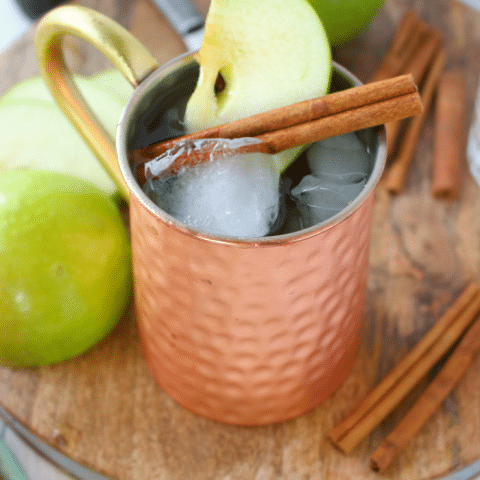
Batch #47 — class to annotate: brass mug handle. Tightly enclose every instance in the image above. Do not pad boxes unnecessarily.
[34,5,160,200]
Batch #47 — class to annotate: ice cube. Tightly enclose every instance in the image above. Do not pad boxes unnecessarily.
[291,174,349,226]
[306,131,370,178]
[142,139,280,238]
[289,132,370,229]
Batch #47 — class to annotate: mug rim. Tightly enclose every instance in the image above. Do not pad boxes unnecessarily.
[117,53,387,246]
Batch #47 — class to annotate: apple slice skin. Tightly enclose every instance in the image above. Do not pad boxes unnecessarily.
[184,0,332,173]
[0,169,132,367]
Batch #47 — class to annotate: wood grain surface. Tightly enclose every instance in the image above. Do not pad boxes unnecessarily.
[1,0,480,478]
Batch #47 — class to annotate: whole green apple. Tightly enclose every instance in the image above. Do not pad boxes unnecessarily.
[307,0,385,46]
[0,169,132,366]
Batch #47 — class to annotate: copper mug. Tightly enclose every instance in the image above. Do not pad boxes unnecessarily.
[35,6,386,425]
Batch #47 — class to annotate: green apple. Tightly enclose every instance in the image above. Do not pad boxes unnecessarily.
[307,0,385,47]
[0,72,131,198]
[184,0,331,173]
[0,169,132,367]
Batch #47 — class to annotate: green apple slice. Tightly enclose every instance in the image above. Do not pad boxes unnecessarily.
[184,0,331,173]
[89,68,135,105]
[0,72,131,196]
[0,103,117,195]
[0,73,126,110]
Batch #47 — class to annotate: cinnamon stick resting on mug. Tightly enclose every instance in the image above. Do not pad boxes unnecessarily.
[132,74,423,184]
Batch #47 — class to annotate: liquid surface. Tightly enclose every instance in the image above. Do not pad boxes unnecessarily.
[133,84,374,238]
[141,131,372,238]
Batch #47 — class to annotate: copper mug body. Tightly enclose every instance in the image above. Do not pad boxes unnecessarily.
[35,6,386,425]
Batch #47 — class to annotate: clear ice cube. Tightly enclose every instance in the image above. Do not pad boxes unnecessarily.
[142,138,280,238]
[290,132,370,229]
[306,131,370,177]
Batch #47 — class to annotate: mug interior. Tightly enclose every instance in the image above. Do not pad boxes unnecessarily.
[117,54,386,242]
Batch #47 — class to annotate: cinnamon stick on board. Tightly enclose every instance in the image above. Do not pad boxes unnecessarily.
[370,311,480,472]
[369,10,426,82]
[385,26,442,156]
[134,75,422,183]
[432,69,467,200]
[385,49,446,194]
[328,282,480,454]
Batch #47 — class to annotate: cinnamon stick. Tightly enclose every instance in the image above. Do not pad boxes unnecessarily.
[255,92,420,154]
[370,311,480,472]
[135,76,422,182]
[404,28,443,86]
[385,49,446,195]
[132,74,419,164]
[328,282,480,454]
[432,69,467,200]
[139,93,421,182]
[385,27,443,155]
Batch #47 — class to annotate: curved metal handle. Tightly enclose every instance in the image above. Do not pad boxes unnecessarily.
[34,5,160,200]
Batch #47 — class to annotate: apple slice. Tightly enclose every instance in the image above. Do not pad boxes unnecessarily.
[89,68,135,105]
[0,72,130,196]
[184,0,331,173]
[0,73,126,110]
[0,103,118,195]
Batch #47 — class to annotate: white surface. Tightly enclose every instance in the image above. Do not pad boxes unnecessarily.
[459,0,480,12]
[0,0,33,53]
[4,427,75,480]
[0,420,75,480]
[467,77,480,187]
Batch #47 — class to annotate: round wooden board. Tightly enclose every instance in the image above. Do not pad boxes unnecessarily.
[2,0,480,478]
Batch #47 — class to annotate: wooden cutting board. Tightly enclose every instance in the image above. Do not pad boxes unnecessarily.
[2,0,480,478]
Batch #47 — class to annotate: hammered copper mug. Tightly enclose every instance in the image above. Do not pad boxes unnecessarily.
[35,5,386,425]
